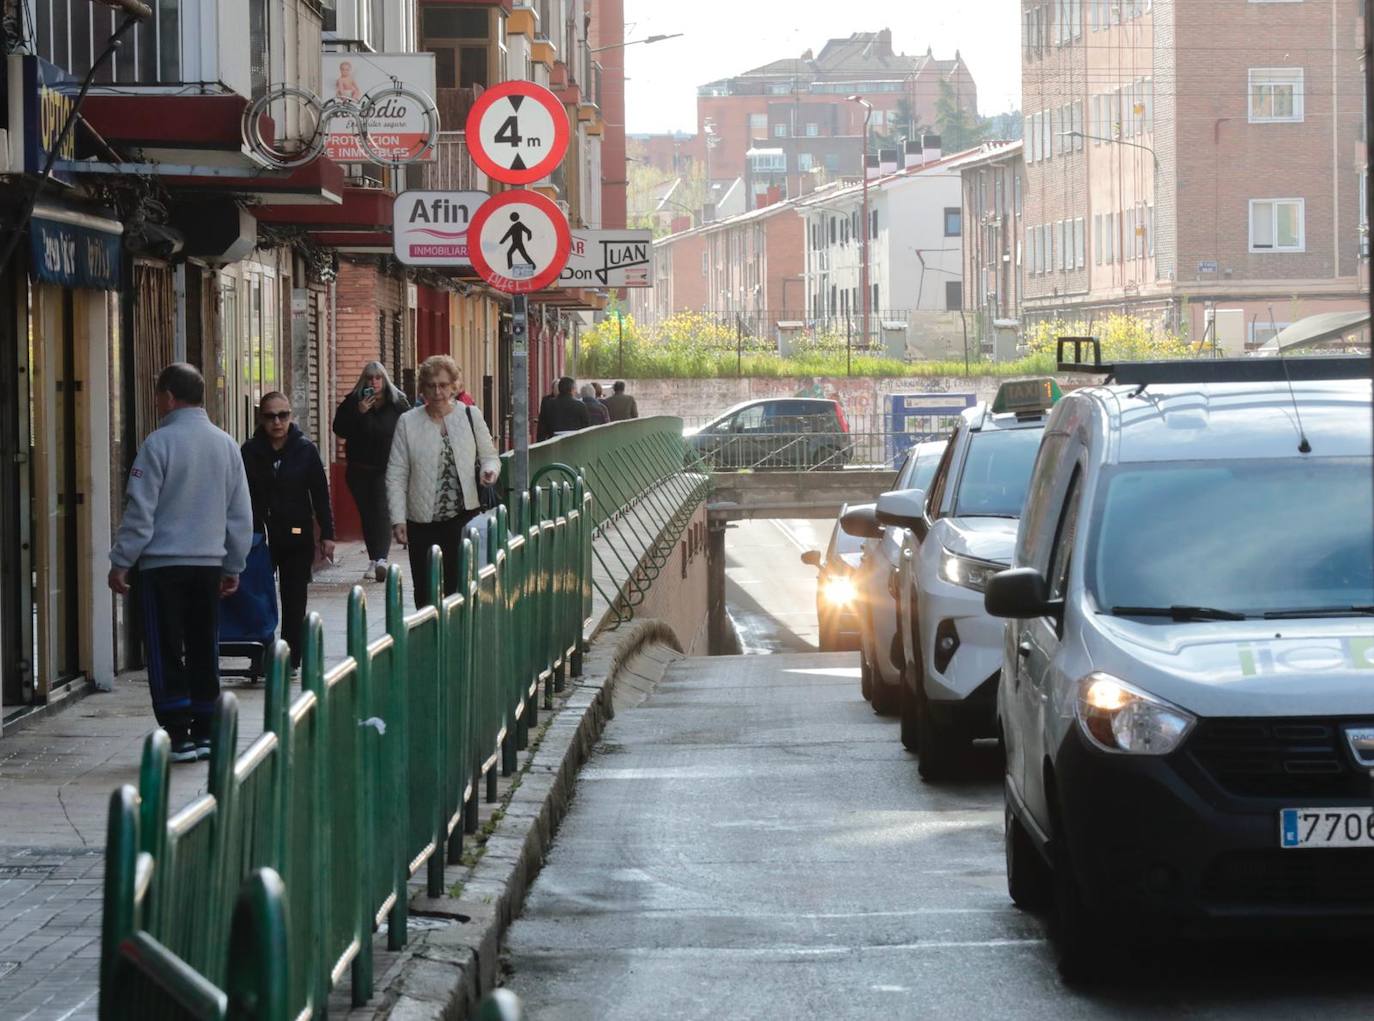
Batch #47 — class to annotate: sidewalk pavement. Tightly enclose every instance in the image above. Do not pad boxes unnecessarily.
[0,541,389,1021]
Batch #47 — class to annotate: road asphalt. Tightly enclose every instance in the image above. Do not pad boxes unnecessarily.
[502,652,1374,1019]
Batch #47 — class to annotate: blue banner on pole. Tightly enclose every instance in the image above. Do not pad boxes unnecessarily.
[29,213,121,290]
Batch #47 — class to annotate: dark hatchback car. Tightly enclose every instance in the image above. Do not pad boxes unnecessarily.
[685,398,851,470]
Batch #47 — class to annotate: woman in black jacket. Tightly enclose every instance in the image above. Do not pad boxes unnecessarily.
[333,361,410,581]
[241,393,335,672]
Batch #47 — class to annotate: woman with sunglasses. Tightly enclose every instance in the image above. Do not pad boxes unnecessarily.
[241,393,335,673]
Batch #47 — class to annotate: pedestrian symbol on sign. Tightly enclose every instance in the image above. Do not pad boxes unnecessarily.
[501,212,535,271]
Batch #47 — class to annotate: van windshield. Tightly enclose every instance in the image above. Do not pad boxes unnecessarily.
[1088,458,1374,617]
[951,428,1044,518]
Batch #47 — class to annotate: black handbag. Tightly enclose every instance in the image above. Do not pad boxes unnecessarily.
[465,406,503,511]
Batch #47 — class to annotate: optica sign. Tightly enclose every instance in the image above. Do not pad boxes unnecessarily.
[6,55,78,186]
[392,190,488,266]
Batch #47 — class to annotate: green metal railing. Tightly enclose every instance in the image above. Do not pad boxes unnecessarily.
[99,420,700,1020]
[526,418,711,629]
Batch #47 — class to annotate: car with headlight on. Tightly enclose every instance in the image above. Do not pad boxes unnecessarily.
[802,508,866,651]
[878,379,1060,773]
[985,347,1373,978]
[840,439,948,714]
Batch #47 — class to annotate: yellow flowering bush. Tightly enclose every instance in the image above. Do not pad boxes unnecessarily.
[1025,314,1193,363]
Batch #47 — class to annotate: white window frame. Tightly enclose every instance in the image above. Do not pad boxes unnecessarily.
[1075,217,1085,268]
[1249,198,1305,252]
[1249,68,1304,123]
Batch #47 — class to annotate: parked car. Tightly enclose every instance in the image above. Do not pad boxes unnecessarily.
[801,507,866,651]
[685,398,851,470]
[987,351,1373,978]
[879,379,1060,775]
[839,439,948,714]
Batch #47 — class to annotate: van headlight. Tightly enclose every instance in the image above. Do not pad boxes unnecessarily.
[1075,673,1196,755]
[938,549,1002,593]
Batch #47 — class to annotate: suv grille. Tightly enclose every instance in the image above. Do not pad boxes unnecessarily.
[1202,849,1374,906]
[1188,718,1372,799]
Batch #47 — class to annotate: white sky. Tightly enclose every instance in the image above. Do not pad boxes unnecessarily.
[623,1,1022,135]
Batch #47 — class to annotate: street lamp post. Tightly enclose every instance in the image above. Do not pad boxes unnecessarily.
[589,32,684,54]
[848,96,873,358]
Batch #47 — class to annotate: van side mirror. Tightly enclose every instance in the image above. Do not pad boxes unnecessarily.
[800,550,822,568]
[839,505,883,540]
[984,568,1063,620]
[875,488,925,529]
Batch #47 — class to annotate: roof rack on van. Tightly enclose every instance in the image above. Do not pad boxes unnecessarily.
[1056,336,1370,386]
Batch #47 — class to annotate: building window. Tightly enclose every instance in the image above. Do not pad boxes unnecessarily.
[1094,214,1103,265]
[805,123,819,137]
[871,209,879,237]
[873,283,880,311]
[1249,68,1304,123]
[944,207,962,236]
[1075,217,1086,268]
[1250,198,1305,251]
[773,123,787,138]
[945,281,963,311]
[749,113,767,136]
[798,153,814,171]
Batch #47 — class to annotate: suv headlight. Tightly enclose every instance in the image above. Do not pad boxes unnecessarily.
[822,575,857,607]
[1075,673,1196,755]
[938,549,1002,593]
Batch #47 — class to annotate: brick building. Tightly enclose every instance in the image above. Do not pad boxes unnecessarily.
[1021,0,1365,349]
[629,199,806,334]
[698,30,978,207]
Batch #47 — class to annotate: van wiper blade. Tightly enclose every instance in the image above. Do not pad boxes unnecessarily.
[1111,605,1248,621]
[1263,605,1374,620]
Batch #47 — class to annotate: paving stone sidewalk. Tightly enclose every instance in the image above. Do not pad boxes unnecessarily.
[0,542,388,1021]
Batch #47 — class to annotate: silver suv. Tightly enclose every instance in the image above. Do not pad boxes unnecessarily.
[987,349,1372,978]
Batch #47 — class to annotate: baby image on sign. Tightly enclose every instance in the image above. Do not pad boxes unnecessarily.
[321,52,438,164]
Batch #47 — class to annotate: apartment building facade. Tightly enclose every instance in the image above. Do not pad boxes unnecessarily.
[956,141,1026,350]
[1021,0,1365,348]
[698,30,978,207]
[0,0,621,727]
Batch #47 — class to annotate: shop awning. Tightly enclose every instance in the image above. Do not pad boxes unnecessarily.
[72,93,344,205]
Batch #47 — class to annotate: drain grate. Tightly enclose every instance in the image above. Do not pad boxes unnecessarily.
[0,865,57,877]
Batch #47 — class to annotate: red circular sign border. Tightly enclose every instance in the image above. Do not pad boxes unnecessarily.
[465,81,570,186]
[466,190,572,294]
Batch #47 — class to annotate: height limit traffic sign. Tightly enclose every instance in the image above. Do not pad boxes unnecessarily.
[466,81,569,185]
[466,190,572,294]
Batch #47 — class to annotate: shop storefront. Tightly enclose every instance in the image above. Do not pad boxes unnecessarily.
[0,203,121,721]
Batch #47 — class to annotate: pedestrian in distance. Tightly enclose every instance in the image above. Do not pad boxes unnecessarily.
[333,361,410,582]
[108,363,253,764]
[580,383,610,426]
[387,355,501,609]
[455,365,477,407]
[536,376,590,440]
[240,393,336,674]
[604,380,639,422]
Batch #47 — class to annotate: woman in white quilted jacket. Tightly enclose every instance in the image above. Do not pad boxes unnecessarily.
[386,355,501,608]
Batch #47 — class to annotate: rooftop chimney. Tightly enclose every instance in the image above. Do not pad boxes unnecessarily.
[921,133,943,164]
[903,138,924,169]
[865,152,881,180]
[878,147,899,175]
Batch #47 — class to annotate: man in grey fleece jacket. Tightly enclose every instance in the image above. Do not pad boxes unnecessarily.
[109,363,253,762]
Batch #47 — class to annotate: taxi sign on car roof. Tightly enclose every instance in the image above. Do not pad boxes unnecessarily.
[992,377,1061,415]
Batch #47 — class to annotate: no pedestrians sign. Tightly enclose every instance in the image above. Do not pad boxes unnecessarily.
[466,81,570,185]
[466,190,572,294]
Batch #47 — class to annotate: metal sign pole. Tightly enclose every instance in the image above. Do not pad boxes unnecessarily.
[512,293,530,495]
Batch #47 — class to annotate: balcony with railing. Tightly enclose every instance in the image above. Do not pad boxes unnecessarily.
[415,133,489,192]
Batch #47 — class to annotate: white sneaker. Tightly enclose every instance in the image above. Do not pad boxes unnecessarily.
[374,559,388,582]
[363,559,377,581]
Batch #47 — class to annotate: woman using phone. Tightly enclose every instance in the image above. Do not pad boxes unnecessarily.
[333,361,410,581]
[241,393,334,673]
